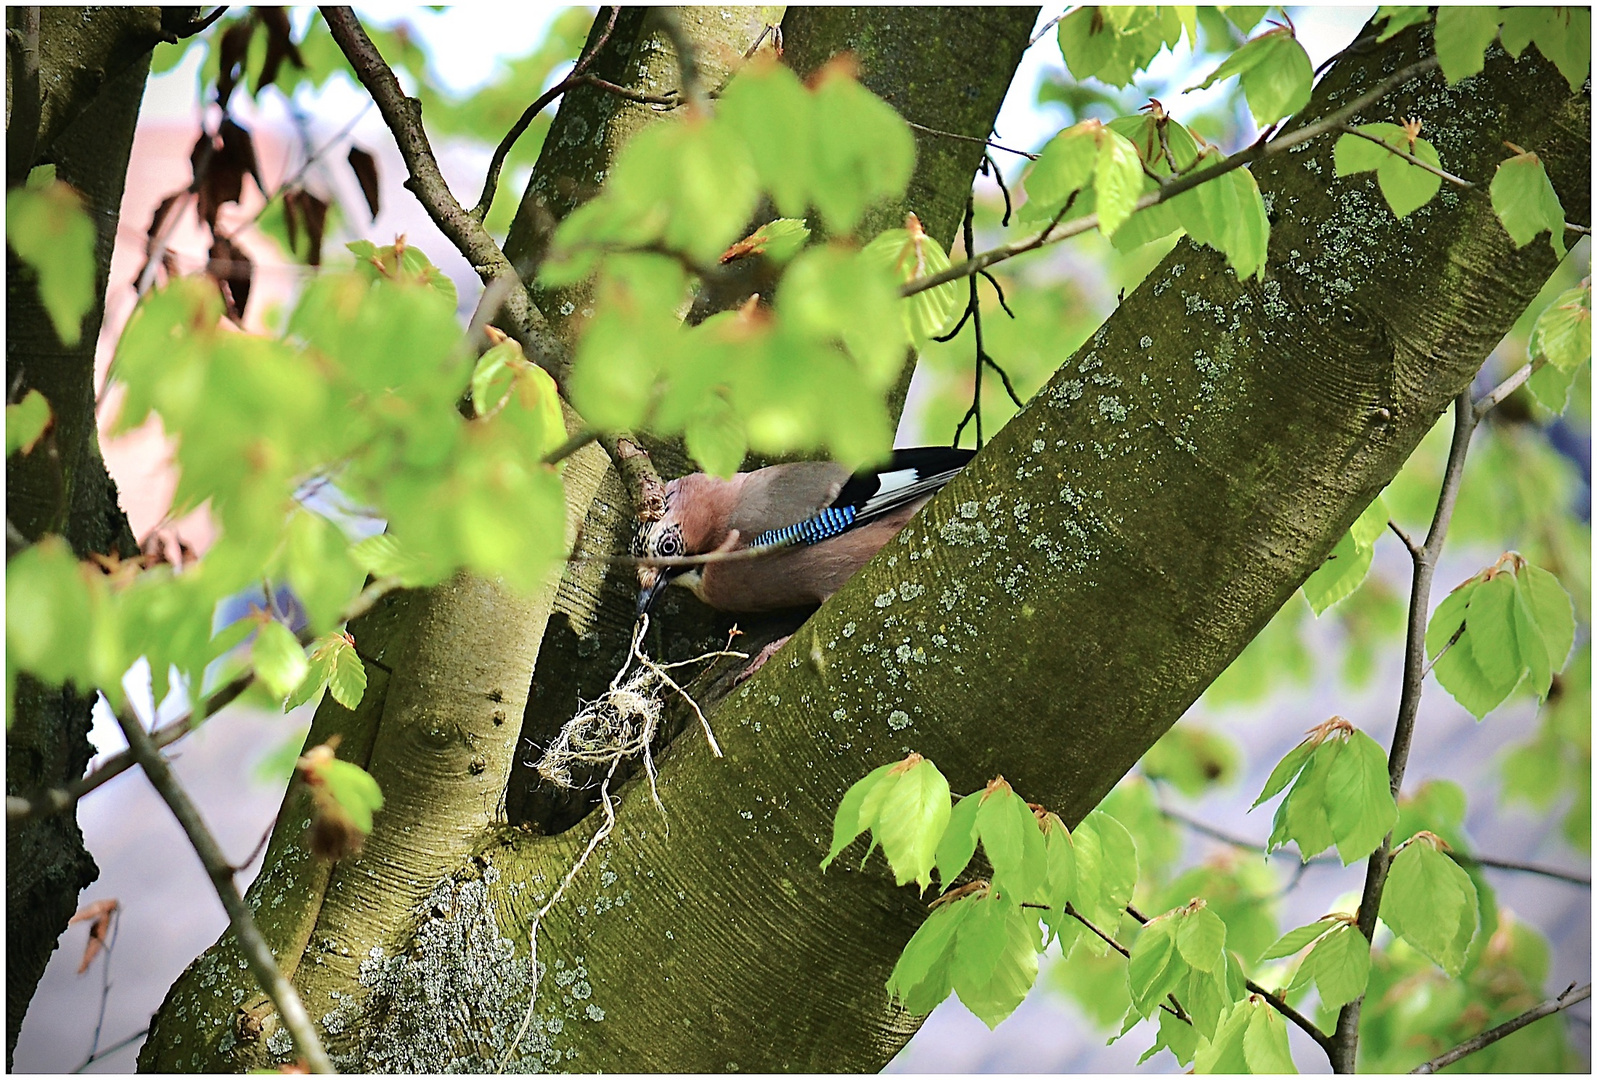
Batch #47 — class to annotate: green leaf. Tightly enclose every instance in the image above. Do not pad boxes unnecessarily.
[809,67,916,235]
[683,402,748,479]
[1056,6,1171,89]
[1141,1006,1202,1066]
[887,893,969,1014]
[1434,634,1514,718]
[1303,924,1370,1012]
[1252,737,1314,809]
[251,619,309,702]
[6,181,98,345]
[284,637,337,712]
[1374,6,1432,41]
[319,757,385,834]
[1323,729,1398,864]
[935,792,983,887]
[1500,7,1591,90]
[1127,914,1184,1018]
[1039,814,1077,920]
[1025,122,1100,216]
[717,62,815,219]
[951,893,1041,1028]
[822,761,897,870]
[1302,529,1375,615]
[1381,836,1479,976]
[278,510,365,635]
[6,389,52,457]
[1094,127,1146,238]
[975,782,1047,902]
[1333,123,1445,218]
[1425,577,1477,658]
[1269,737,1340,859]
[859,224,962,344]
[1433,6,1503,83]
[1241,1001,1297,1072]
[1193,997,1252,1073]
[1176,904,1227,973]
[1190,28,1313,126]
[1491,152,1567,257]
[1466,570,1523,693]
[1071,810,1139,934]
[1519,563,1575,674]
[1170,154,1270,280]
[1526,356,1577,413]
[1530,283,1592,373]
[328,635,367,710]
[470,341,520,417]
[872,755,953,893]
[1259,918,1337,961]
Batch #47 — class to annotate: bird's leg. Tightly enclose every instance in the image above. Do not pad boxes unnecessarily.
[732,634,792,686]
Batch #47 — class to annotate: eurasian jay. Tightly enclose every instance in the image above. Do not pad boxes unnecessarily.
[634,447,975,615]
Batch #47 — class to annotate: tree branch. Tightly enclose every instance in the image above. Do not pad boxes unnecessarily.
[1334,391,1478,1072]
[318,6,567,377]
[901,56,1442,299]
[1410,983,1590,1073]
[5,7,42,186]
[114,711,333,1073]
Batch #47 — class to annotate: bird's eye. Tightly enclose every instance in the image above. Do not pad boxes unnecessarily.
[656,528,684,558]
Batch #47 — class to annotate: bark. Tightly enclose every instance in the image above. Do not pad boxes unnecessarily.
[5,6,156,1062]
[141,15,1588,1076]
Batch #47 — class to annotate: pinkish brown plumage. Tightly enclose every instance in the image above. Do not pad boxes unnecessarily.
[634,449,973,614]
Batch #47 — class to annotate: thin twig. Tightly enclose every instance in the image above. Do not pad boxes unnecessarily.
[1411,983,1590,1073]
[72,1025,150,1073]
[902,56,1443,299]
[115,713,334,1072]
[1029,9,1072,46]
[1388,518,1422,559]
[1473,357,1543,418]
[1335,391,1477,1072]
[1159,804,1589,886]
[86,905,120,1066]
[470,6,620,222]
[7,576,401,826]
[655,8,707,116]
[904,119,1039,161]
[1124,902,1334,1054]
[1333,123,1476,188]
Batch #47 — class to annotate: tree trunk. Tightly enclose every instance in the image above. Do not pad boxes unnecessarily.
[141,15,1588,1075]
[5,6,158,1061]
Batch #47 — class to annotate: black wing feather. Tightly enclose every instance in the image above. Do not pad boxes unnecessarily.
[829,447,975,526]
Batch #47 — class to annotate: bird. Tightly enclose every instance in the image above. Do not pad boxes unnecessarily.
[634,446,976,616]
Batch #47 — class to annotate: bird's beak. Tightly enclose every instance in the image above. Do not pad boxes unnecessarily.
[637,568,668,617]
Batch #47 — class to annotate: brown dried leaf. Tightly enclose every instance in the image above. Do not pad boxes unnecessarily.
[135,191,186,291]
[215,17,256,108]
[347,146,380,220]
[256,7,304,91]
[220,118,263,195]
[69,898,119,974]
[298,191,329,267]
[207,235,253,323]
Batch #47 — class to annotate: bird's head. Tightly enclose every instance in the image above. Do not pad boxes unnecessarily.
[632,475,722,616]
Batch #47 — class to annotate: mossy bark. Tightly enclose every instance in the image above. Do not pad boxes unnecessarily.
[5,6,156,1062]
[141,16,1588,1077]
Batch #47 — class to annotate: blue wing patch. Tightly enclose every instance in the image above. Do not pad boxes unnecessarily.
[749,505,859,549]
